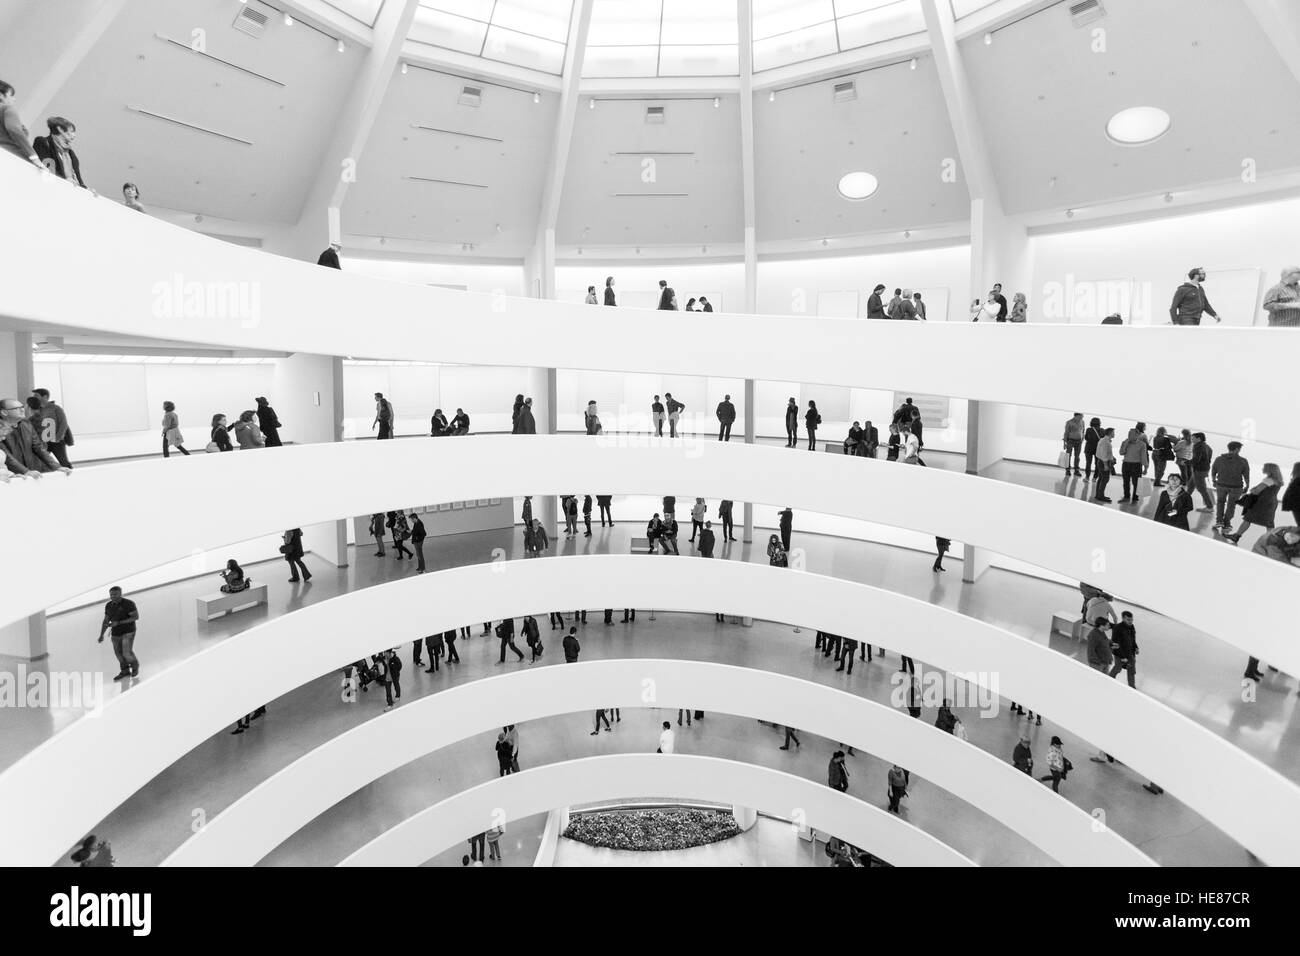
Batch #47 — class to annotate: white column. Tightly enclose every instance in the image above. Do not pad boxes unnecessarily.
[0,614,47,661]
[0,331,36,399]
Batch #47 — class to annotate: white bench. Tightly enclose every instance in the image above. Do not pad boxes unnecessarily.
[1050,609,1085,641]
[197,584,269,622]
[630,536,653,553]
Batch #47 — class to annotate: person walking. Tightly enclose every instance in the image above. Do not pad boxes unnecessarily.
[804,400,821,451]
[563,495,579,537]
[651,395,666,437]
[1225,462,1283,545]
[524,518,549,558]
[716,394,736,441]
[784,397,799,448]
[522,614,543,663]
[1118,427,1150,503]
[933,537,951,572]
[445,627,461,664]
[1062,413,1085,477]
[1190,432,1216,512]
[254,397,283,447]
[1012,733,1034,775]
[98,586,140,681]
[827,751,849,793]
[281,528,311,582]
[160,401,189,457]
[886,764,908,813]
[935,700,957,734]
[232,411,265,449]
[391,512,414,560]
[1109,611,1139,688]
[1092,427,1116,502]
[1150,426,1174,487]
[495,732,514,776]
[372,392,394,440]
[658,721,675,754]
[409,513,427,572]
[778,507,793,553]
[604,276,616,306]
[1211,441,1251,534]
[591,708,612,734]
[1039,736,1069,792]
[584,400,601,435]
[597,494,613,527]
[422,630,444,672]
[495,618,525,664]
[378,649,402,710]
[369,513,387,557]
[1169,266,1220,325]
[718,499,735,541]
[1173,429,1194,485]
[582,495,593,536]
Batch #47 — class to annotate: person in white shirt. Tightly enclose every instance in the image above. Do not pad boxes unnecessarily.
[657,721,675,754]
[585,285,598,305]
[901,428,920,464]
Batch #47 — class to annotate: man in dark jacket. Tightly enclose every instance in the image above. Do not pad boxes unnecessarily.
[699,296,713,312]
[409,513,427,572]
[717,499,735,541]
[1169,267,1219,325]
[827,751,849,792]
[496,618,524,664]
[935,701,957,734]
[33,117,86,187]
[1210,441,1250,532]
[661,514,680,554]
[698,521,716,558]
[1108,611,1138,687]
[1086,619,1113,671]
[778,507,793,553]
[30,388,72,468]
[562,626,580,663]
[991,282,1008,322]
[255,396,282,447]
[716,394,736,441]
[282,528,311,583]
[372,392,393,439]
[1190,433,1215,511]
[1012,734,1033,775]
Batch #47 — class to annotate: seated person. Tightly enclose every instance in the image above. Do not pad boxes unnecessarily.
[219,559,249,593]
[430,409,449,436]
[844,421,864,455]
[646,514,664,553]
[450,408,470,435]
[861,420,879,458]
[661,514,680,555]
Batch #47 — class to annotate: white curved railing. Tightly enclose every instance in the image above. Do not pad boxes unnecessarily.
[3,558,1295,867]
[2,438,1293,677]
[337,754,976,868]
[162,660,1142,867]
[2,161,1297,448]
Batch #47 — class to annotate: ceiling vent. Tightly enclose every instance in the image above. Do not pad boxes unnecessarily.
[232,5,269,38]
[832,81,857,103]
[458,85,483,108]
[645,106,666,124]
[1068,0,1105,27]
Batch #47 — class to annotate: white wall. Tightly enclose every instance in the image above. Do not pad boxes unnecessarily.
[340,255,525,297]
[556,261,746,312]
[756,245,971,320]
[1028,197,1300,327]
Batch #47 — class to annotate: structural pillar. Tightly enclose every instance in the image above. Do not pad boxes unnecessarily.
[542,367,559,535]
[0,331,36,398]
[743,378,756,544]
[0,613,48,662]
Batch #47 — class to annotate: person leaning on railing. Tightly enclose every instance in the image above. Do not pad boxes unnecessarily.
[1262,266,1300,328]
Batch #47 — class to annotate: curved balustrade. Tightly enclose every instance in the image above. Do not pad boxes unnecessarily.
[2,438,1293,677]
[337,754,976,868]
[163,660,1144,867]
[2,162,1297,448]
[2,557,1295,867]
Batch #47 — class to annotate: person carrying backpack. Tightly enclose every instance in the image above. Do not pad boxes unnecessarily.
[1039,736,1070,793]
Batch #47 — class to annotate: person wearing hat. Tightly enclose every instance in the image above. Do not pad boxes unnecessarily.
[1169,266,1220,325]
[1039,736,1069,792]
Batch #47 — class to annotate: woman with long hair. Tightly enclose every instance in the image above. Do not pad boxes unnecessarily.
[161,401,188,457]
[209,414,233,452]
[766,534,788,568]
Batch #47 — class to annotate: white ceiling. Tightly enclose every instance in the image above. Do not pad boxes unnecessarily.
[963,0,1300,214]
[9,0,1300,254]
[342,64,558,255]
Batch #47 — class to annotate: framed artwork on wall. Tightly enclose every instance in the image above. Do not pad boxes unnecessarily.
[477,499,491,507]
[489,498,501,506]
[450,501,463,510]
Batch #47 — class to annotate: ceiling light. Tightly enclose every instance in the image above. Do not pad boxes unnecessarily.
[1163,192,1174,203]
[401,62,408,75]
[495,223,502,233]
[1065,209,1074,218]
[589,98,596,109]
[909,58,917,70]
[713,97,720,108]
[1105,106,1171,146]
[837,171,879,201]
[983,32,992,44]
[337,39,345,53]
[284,13,294,26]
[769,90,775,102]
[903,230,911,238]
[533,91,540,104]
[821,238,828,246]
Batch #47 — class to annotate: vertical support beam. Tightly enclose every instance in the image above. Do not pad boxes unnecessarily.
[0,331,36,399]
[24,0,128,121]
[287,0,421,258]
[542,368,559,535]
[739,2,758,546]
[0,614,47,662]
[538,0,595,234]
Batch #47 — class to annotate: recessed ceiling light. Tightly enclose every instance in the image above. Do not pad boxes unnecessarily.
[337,39,345,53]
[284,13,293,26]
[983,32,992,45]
[1105,106,1171,146]
[909,58,916,70]
[837,171,879,201]
[589,98,595,109]
[769,90,775,102]
[401,62,408,75]
[533,91,540,104]
[713,97,720,108]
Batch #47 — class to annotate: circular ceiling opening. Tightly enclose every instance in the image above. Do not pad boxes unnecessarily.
[1105,106,1171,146]
[837,171,879,201]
